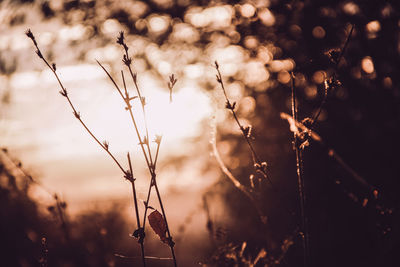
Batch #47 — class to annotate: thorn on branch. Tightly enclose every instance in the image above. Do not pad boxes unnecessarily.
[168,74,177,89]
[225,101,236,110]
[154,135,162,145]
[52,63,56,71]
[241,125,252,138]
[123,54,132,66]
[140,96,146,106]
[36,50,43,59]
[216,74,221,84]
[73,111,81,119]
[254,161,267,175]
[103,140,109,150]
[116,31,125,45]
[59,88,68,97]
[116,31,129,51]
[124,170,135,182]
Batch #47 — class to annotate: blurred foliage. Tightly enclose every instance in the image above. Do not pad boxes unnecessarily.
[1,0,400,266]
[0,152,141,267]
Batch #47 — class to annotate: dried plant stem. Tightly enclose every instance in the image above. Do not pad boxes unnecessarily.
[280,112,376,193]
[119,36,154,168]
[103,34,177,266]
[311,24,354,126]
[127,153,146,267]
[96,61,152,171]
[214,62,271,185]
[290,72,309,267]
[54,194,70,241]
[24,34,125,174]
[99,62,177,267]
[211,125,267,224]
[115,32,177,266]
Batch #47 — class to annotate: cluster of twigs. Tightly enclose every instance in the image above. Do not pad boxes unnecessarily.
[26,29,177,267]
[212,61,275,225]
[212,24,375,267]
[284,24,368,267]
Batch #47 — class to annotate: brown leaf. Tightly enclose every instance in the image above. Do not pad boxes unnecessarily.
[148,210,167,243]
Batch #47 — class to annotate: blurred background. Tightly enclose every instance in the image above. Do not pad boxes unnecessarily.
[1,0,399,266]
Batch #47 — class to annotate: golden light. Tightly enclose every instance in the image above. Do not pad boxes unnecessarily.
[257,46,273,64]
[305,85,318,99]
[383,77,392,88]
[366,20,381,38]
[145,85,212,142]
[242,60,269,86]
[102,19,121,34]
[312,26,326,39]
[361,57,374,74]
[59,24,87,41]
[244,36,259,49]
[170,23,200,43]
[313,70,326,84]
[366,20,381,33]
[258,8,275,27]
[186,5,233,29]
[278,70,291,84]
[148,15,170,34]
[343,2,360,15]
[240,3,256,18]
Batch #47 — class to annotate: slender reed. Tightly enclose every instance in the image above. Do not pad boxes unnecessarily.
[290,72,309,267]
[127,153,146,267]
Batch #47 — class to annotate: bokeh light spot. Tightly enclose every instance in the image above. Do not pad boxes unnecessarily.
[278,71,291,84]
[258,8,275,27]
[148,15,170,34]
[361,57,374,74]
[343,2,360,15]
[240,3,256,18]
[313,70,326,84]
[312,26,326,39]
[383,77,392,88]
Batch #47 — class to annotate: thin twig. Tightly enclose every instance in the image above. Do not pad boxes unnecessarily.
[127,153,146,267]
[25,30,126,174]
[210,121,267,224]
[290,72,309,267]
[311,24,355,127]
[116,31,178,266]
[214,62,271,185]
[96,61,152,172]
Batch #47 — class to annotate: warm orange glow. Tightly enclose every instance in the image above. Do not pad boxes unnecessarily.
[240,3,256,18]
[312,26,326,39]
[361,57,374,74]
[258,8,275,26]
[343,2,360,15]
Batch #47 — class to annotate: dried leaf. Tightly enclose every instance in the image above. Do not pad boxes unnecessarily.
[148,210,167,243]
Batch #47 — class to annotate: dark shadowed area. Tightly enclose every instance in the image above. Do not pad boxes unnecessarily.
[1,0,400,266]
